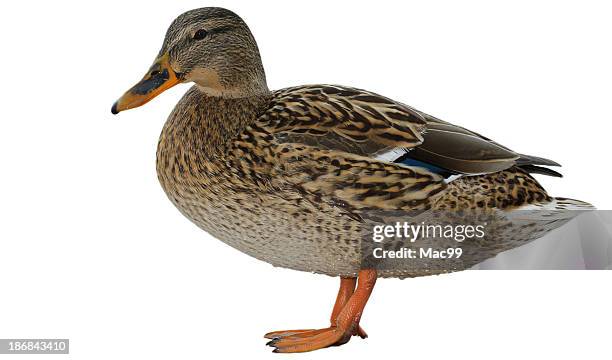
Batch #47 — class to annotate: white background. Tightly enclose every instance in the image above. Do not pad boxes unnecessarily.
[1,1,611,359]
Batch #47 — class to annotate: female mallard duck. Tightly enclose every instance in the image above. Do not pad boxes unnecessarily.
[112,7,592,353]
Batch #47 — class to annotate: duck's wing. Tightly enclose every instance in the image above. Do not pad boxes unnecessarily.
[255,85,447,211]
[259,84,427,155]
[408,112,562,177]
[258,84,561,178]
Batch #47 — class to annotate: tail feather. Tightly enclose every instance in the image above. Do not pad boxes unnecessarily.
[516,153,561,167]
[551,197,596,211]
[518,164,563,178]
[509,197,595,226]
[516,153,563,178]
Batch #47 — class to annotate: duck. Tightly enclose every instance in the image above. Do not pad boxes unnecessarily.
[111,7,593,353]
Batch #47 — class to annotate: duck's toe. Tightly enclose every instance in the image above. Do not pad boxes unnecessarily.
[355,325,368,339]
[264,325,366,341]
[266,326,351,353]
[264,328,325,340]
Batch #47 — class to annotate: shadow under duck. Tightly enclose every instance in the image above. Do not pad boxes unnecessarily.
[112,7,592,353]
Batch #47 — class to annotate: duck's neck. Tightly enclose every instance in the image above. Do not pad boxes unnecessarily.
[160,86,271,159]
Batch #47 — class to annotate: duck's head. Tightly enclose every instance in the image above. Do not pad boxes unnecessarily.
[112,7,267,114]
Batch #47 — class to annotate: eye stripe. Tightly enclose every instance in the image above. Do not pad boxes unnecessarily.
[191,25,234,40]
[209,25,234,34]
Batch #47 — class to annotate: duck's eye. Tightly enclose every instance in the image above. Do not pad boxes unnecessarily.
[193,29,208,40]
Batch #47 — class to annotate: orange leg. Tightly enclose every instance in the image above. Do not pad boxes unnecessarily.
[264,269,377,353]
[264,277,366,340]
[330,277,367,339]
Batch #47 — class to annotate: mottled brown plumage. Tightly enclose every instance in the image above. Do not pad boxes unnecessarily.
[154,79,583,278]
[113,7,592,352]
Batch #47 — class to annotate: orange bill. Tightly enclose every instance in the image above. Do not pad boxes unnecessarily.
[111,53,181,114]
